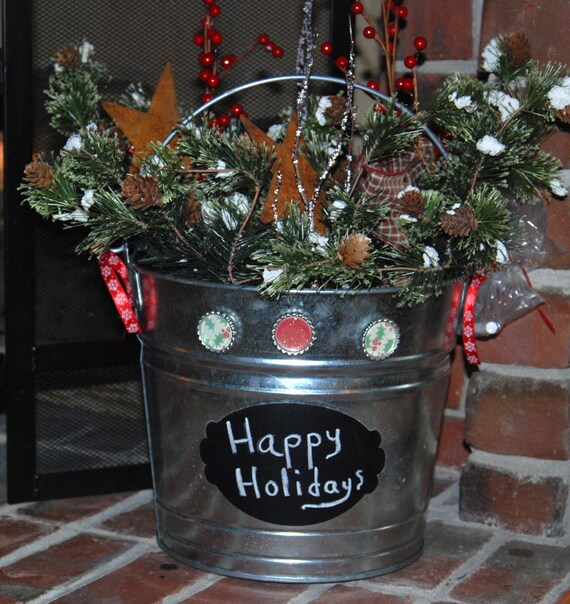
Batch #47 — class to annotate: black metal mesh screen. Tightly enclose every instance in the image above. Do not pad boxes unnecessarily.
[11,0,341,498]
[35,366,146,473]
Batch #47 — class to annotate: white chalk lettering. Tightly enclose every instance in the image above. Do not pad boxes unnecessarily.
[283,434,302,468]
[325,429,341,459]
[306,432,322,470]
[301,476,353,510]
[226,418,254,454]
[258,434,284,458]
[324,480,340,495]
[281,467,290,497]
[235,466,260,498]
[308,467,321,497]
[355,469,364,491]
[265,480,279,496]
[225,418,344,471]
[294,469,303,496]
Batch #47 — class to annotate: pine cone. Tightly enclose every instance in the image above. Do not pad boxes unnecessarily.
[554,106,570,124]
[503,32,531,66]
[54,45,81,70]
[184,195,202,224]
[23,160,55,189]
[397,188,426,217]
[121,175,162,210]
[324,96,348,126]
[338,234,371,268]
[440,205,478,237]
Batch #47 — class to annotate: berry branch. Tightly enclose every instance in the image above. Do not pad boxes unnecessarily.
[320,1,427,105]
[193,0,284,124]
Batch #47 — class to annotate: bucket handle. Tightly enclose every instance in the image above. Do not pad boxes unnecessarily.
[163,74,446,158]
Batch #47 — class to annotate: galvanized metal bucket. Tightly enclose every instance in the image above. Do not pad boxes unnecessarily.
[129,262,461,582]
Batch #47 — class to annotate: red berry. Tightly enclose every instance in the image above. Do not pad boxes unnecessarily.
[230,103,244,116]
[257,33,270,45]
[193,33,205,46]
[217,113,230,127]
[404,54,417,68]
[395,77,406,89]
[367,80,379,90]
[209,117,218,129]
[321,41,333,55]
[387,23,397,37]
[335,56,349,69]
[265,40,275,51]
[388,42,395,53]
[351,2,364,14]
[201,93,213,104]
[402,77,414,92]
[221,53,236,68]
[201,17,210,28]
[209,30,223,45]
[384,1,396,10]
[203,0,216,5]
[272,46,284,58]
[363,26,376,39]
[207,73,220,88]
[208,5,221,17]
[199,69,212,82]
[397,6,408,18]
[199,52,215,66]
[414,36,427,50]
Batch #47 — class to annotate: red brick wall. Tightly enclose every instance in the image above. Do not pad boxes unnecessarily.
[408,0,570,537]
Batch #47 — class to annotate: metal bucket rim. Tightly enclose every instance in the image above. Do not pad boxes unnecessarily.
[129,261,405,296]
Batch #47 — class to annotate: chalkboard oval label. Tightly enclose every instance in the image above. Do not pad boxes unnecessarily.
[200,403,385,526]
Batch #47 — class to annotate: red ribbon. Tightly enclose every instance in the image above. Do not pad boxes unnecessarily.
[444,282,464,350]
[98,251,142,334]
[517,262,556,335]
[462,272,487,365]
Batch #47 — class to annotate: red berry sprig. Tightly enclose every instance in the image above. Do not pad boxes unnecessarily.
[329,0,428,106]
[193,0,284,124]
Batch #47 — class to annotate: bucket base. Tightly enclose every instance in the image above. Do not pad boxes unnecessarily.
[155,514,425,583]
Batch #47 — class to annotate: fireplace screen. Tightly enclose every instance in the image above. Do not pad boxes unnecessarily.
[4,0,348,502]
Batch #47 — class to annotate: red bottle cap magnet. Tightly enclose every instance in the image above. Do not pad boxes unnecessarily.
[272,312,315,355]
[197,311,236,353]
[362,318,400,360]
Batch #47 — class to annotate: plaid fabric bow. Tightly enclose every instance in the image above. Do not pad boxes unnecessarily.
[359,137,437,247]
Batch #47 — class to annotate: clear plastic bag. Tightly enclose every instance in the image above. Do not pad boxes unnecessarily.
[510,196,564,267]
[474,264,543,336]
[472,198,561,337]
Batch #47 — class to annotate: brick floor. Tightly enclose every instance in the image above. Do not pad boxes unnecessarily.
[0,471,568,603]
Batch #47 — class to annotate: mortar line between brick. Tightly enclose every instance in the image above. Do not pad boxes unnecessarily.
[429,532,508,601]
[0,526,79,568]
[76,489,154,528]
[540,565,570,604]
[26,542,153,604]
[471,0,485,58]
[0,491,155,568]
[394,59,478,74]
[286,583,331,603]
[469,449,570,479]
[84,526,158,547]
[160,572,222,603]
[478,363,570,380]
[327,579,433,600]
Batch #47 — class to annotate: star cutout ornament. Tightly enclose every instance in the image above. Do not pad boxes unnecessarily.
[102,62,180,170]
[240,112,326,233]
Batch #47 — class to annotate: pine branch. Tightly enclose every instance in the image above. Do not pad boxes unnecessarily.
[45,67,105,136]
[358,99,424,163]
